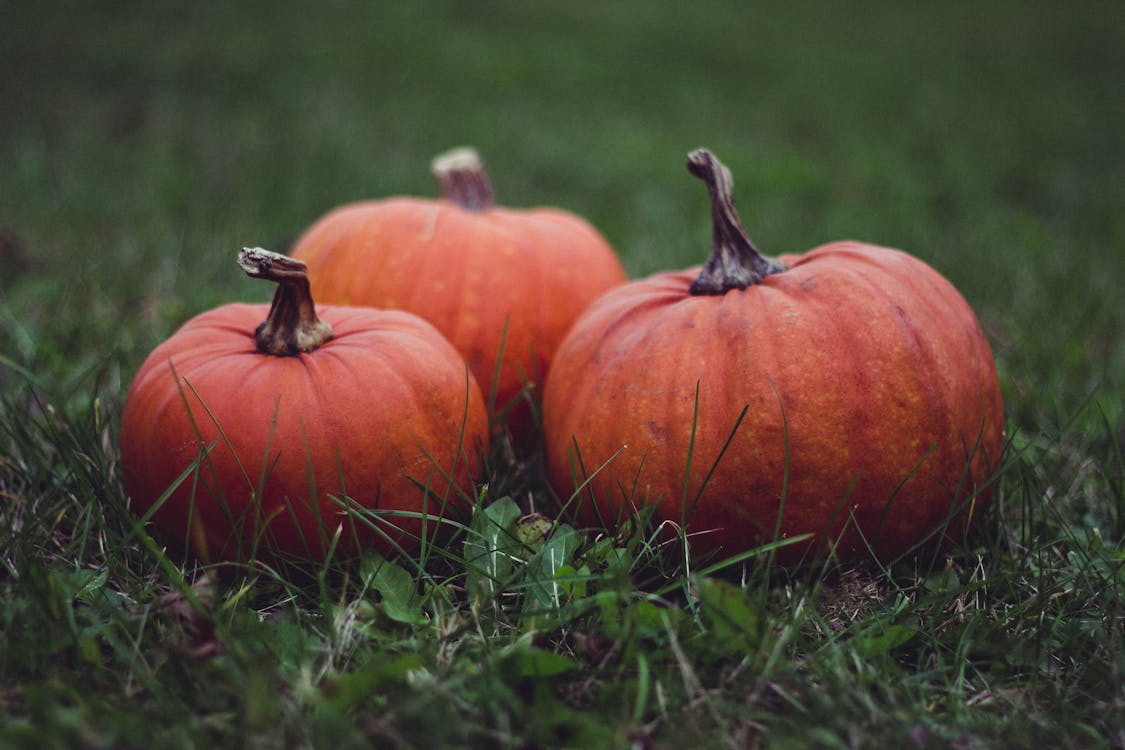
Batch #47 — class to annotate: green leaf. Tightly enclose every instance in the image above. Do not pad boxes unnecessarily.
[852,623,918,661]
[464,497,523,603]
[553,564,589,600]
[523,524,580,612]
[73,569,108,603]
[502,634,579,678]
[633,598,679,640]
[695,577,766,654]
[318,652,424,712]
[512,647,579,678]
[259,615,314,672]
[77,629,102,668]
[360,553,425,625]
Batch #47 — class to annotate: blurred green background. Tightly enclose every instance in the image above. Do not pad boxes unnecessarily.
[2,1,1123,435]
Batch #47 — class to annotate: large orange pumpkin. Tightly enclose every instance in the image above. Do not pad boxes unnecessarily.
[542,149,1005,564]
[289,148,627,430]
[119,248,489,564]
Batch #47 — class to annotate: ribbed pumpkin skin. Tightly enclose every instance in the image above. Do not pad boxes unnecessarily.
[543,242,1005,563]
[290,198,627,424]
[120,304,488,563]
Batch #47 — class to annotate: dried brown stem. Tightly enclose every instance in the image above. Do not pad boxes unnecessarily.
[687,148,786,295]
[431,147,495,212]
[238,247,333,356]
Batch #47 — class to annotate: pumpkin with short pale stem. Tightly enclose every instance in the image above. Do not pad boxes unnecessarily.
[289,147,627,431]
[542,149,1005,564]
[119,248,489,564]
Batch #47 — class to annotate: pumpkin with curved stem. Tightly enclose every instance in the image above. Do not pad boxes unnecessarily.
[289,147,627,432]
[542,149,1005,564]
[119,248,489,564]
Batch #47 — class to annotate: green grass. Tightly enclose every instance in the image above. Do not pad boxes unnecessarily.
[2,2,1124,747]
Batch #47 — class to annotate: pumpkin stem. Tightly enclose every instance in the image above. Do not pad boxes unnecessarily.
[431,147,495,212]
[687,148,786,295]
[238,247,334,356]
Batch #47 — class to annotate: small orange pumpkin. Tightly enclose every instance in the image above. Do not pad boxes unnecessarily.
[289,148,627,430]
[543,149,1005,564]
[119,248,489,564]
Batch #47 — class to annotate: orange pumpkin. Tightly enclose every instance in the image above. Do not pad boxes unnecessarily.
[542,149,1005,564]
[119,248,489,564]
[289,148,627,431]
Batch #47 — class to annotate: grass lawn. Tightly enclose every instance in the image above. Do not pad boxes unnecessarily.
[2,2,1124,747]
